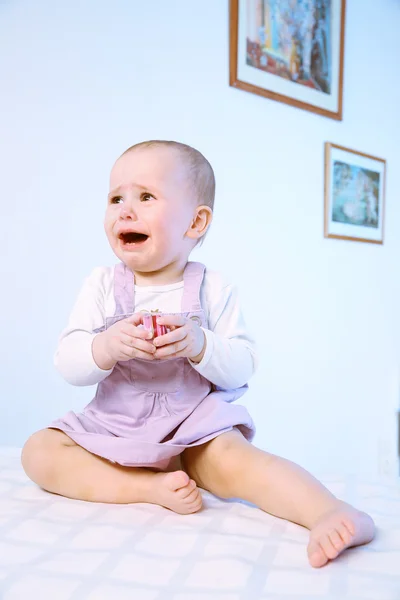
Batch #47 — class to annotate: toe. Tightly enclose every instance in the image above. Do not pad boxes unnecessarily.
[176,479,197,499]
[183,488,200,504]
[187,495,203,513]
[338,521,353,546]
[341,517,355,538]
[321,534,340,560]
[165,470,190,491]
[329,528,346,551]
[307,540,328,568]
[308,507,375,568]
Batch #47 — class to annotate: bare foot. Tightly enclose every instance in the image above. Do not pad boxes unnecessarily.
[147,470,202,515]
[307,504,375,568]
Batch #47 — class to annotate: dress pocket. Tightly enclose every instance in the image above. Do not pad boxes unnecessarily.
[130,357,184,393]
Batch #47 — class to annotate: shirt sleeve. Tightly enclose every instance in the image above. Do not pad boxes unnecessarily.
[189,274,258,389]
[54,267,114,386]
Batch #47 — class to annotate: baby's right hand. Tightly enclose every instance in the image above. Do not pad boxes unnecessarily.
[92,313,155,370]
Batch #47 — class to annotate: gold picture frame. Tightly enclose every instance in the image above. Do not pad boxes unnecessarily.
[324,143,386,244]
[230,0,346,121]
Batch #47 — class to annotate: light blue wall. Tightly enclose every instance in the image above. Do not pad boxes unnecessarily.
[1,0,399,477]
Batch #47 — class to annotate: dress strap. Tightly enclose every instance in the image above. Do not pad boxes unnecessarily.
[114,262,135,315]
[181,262,205,313]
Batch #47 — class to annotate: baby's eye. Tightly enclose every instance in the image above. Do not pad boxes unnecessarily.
[141,193,155,202]
[110,196,123,204]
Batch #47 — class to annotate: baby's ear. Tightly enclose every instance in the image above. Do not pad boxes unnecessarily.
[186,205,213,240]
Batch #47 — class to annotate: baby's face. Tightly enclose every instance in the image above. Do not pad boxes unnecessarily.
[105,147,197,276]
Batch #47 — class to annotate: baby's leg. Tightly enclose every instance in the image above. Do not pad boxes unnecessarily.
[183,430,375,567]
[21,429,202,514]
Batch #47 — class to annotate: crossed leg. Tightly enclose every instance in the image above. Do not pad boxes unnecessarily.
[182,429,375,568]
[21,428,202,514]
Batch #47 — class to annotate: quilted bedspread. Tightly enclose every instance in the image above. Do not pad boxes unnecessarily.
[0,448,399,600]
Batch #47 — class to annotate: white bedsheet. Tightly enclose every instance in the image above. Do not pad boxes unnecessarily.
[0,448,399,600]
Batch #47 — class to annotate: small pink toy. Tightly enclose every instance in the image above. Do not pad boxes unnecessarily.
[141,311,168,339]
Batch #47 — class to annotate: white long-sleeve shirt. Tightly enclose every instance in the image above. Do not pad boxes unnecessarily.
[55,265,258,390]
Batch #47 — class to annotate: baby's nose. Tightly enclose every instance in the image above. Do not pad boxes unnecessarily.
[120,204,138,220]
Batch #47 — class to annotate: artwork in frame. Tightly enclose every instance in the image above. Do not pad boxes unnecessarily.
[324,143,386,245]
[229,0,346,120]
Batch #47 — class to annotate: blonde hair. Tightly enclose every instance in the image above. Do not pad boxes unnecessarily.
[121,140,215,210]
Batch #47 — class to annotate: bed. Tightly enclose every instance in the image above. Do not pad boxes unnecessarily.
[0,447,399,599]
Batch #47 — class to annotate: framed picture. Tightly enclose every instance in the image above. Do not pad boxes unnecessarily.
[324,143,386,245]
[230,0,346,120]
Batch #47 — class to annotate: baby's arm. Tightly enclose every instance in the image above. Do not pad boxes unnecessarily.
[190,272,258,389]
[54,267,114,386]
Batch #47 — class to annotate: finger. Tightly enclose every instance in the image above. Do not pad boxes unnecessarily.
[128,349,155,361]
[155,314,187,328]
[122,323,153,340]
[153,326,187,348]
[120,341,156,361]
[154,339,189,359]
[120,334,156,355]
[124,313,146,327]
[156,344,201,361]
[118,347,155,361]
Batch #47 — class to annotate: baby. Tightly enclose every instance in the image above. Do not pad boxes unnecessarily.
[22,140,375,568]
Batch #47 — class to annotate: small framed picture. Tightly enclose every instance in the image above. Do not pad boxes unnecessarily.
[230,0,346,120]
[324,143,386,245]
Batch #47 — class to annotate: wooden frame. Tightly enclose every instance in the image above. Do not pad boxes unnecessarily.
[230,0,346,121]
[324,143,386,245]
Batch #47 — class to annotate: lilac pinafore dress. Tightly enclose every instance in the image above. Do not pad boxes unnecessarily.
[51,261,255,469]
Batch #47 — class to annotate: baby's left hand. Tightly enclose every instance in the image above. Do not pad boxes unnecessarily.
[152,315,206,363]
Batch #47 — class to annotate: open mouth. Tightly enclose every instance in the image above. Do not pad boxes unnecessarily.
[118,232,149,246]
